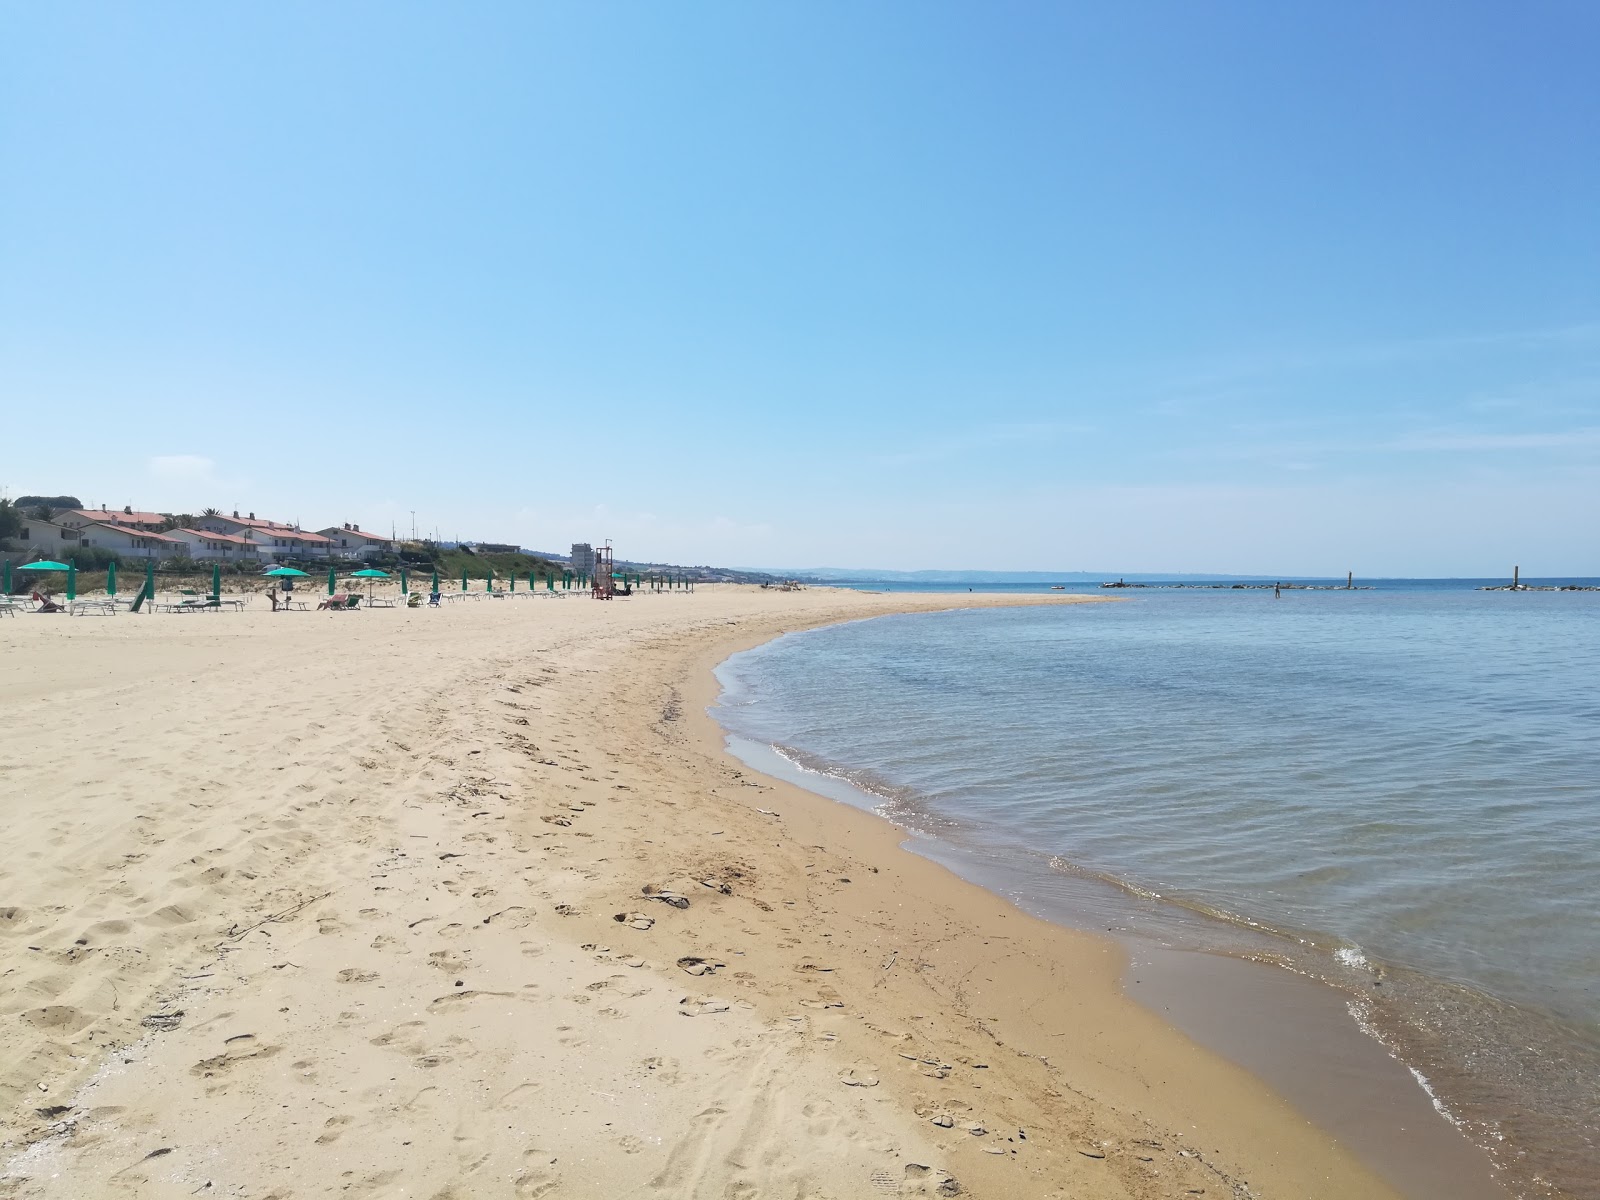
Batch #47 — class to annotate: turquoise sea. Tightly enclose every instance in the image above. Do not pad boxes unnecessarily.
[712,580,1599,1200]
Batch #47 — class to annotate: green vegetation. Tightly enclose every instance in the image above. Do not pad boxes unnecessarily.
[423,543,562,583]
[14,495,81,514]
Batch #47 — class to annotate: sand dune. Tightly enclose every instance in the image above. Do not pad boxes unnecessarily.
[0,588,1397,1198]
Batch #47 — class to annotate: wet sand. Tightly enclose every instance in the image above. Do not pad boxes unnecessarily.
[0,586,1489,1197]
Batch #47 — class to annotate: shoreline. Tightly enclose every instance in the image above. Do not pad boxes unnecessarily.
[701,617,1513,1200]
[0,588,1489,1197]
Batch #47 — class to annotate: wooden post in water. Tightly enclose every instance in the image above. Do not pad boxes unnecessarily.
[1347,571,1353,589]
[1514,565,1520,590]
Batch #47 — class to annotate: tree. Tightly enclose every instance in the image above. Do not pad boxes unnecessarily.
[202,507,220,517]
[0,498,20,542]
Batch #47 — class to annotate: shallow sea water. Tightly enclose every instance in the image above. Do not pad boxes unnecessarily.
[712,582,1600,1199]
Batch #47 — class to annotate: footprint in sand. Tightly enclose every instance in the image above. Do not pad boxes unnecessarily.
[336,969,379,984]
[514,1150,561,1198]
[838,1065,880,1088]
[315,1115,352,1145]
[677,996,730,1017]
[613,912,654,930]
[191,1037,282,1078]
[428,990,515,1011]
[676,956,726,977]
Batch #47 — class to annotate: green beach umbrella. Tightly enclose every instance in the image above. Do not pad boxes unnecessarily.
[431,569,440,594]
[211,563,221,602]
[486,568,493,592]
[508,573,515,593]
[546,572,554,591]
[2,560,10,596]
[351,567,388,601]
[67,561,77,601]
[327,568,337,596]
[143,559,155,608]
[400,568,408,595]
[20,560,70,571]
[107,560,117,595]
[461,567,468,591]
[263,565,308,609]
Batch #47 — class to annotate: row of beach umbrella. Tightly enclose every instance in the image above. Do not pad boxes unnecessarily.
[6,558,693,607]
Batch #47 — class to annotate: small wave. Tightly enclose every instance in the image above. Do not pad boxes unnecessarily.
[1334,946,1369,971]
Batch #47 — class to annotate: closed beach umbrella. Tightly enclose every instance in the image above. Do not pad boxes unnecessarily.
[431,569,440,594]
[143,559,155,604]
[400,568,408,595]
[327,568,337,596]
[508,572,515,593]
[211,563,221,602]
[486,568,493,592]
[107,560,117,595]
[3,560,10,595]
[67,561,77,601]
[461,567,468,591]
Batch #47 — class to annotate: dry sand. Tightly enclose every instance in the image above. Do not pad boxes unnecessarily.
[0,586,1405,1199]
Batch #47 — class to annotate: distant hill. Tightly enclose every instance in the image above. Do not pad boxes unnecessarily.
[14,495,82,512]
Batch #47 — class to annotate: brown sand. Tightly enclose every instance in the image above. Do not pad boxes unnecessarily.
[0,586,1409,1198]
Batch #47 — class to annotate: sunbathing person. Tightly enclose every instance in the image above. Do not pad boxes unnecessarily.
[31,591,63,614]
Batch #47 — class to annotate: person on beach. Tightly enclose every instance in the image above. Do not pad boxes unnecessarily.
[1274,582,1281,598]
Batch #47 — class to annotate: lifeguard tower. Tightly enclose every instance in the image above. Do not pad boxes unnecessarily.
[592,542,615,599]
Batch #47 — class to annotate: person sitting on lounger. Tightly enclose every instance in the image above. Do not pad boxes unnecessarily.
[31,591,63,614]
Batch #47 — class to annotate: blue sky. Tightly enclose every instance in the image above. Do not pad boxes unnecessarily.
[2,2,1597,575]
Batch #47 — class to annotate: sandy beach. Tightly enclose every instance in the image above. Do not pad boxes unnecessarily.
[0,586,1411,1199]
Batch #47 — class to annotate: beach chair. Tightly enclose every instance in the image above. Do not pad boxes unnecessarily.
[318,592,350,610]
[344,594,363,609]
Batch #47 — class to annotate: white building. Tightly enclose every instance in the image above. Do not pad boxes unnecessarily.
[10,517,87,555]
[316,524,394,560]
[56,507,168,534]
[73,523,190,560]
[570,543,595,575]
[167,528,263,562]
[194,512,334,558]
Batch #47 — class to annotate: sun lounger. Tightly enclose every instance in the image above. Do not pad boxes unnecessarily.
[69,599,118,616]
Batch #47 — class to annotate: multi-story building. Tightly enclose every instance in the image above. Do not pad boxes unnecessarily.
[570,543,595,575]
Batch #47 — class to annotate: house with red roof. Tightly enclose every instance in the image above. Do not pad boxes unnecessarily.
[57,507,168,534]
[194,511,335,559]
[167,527,264,562]
[316,523,394,560]
[73,523,190,560]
